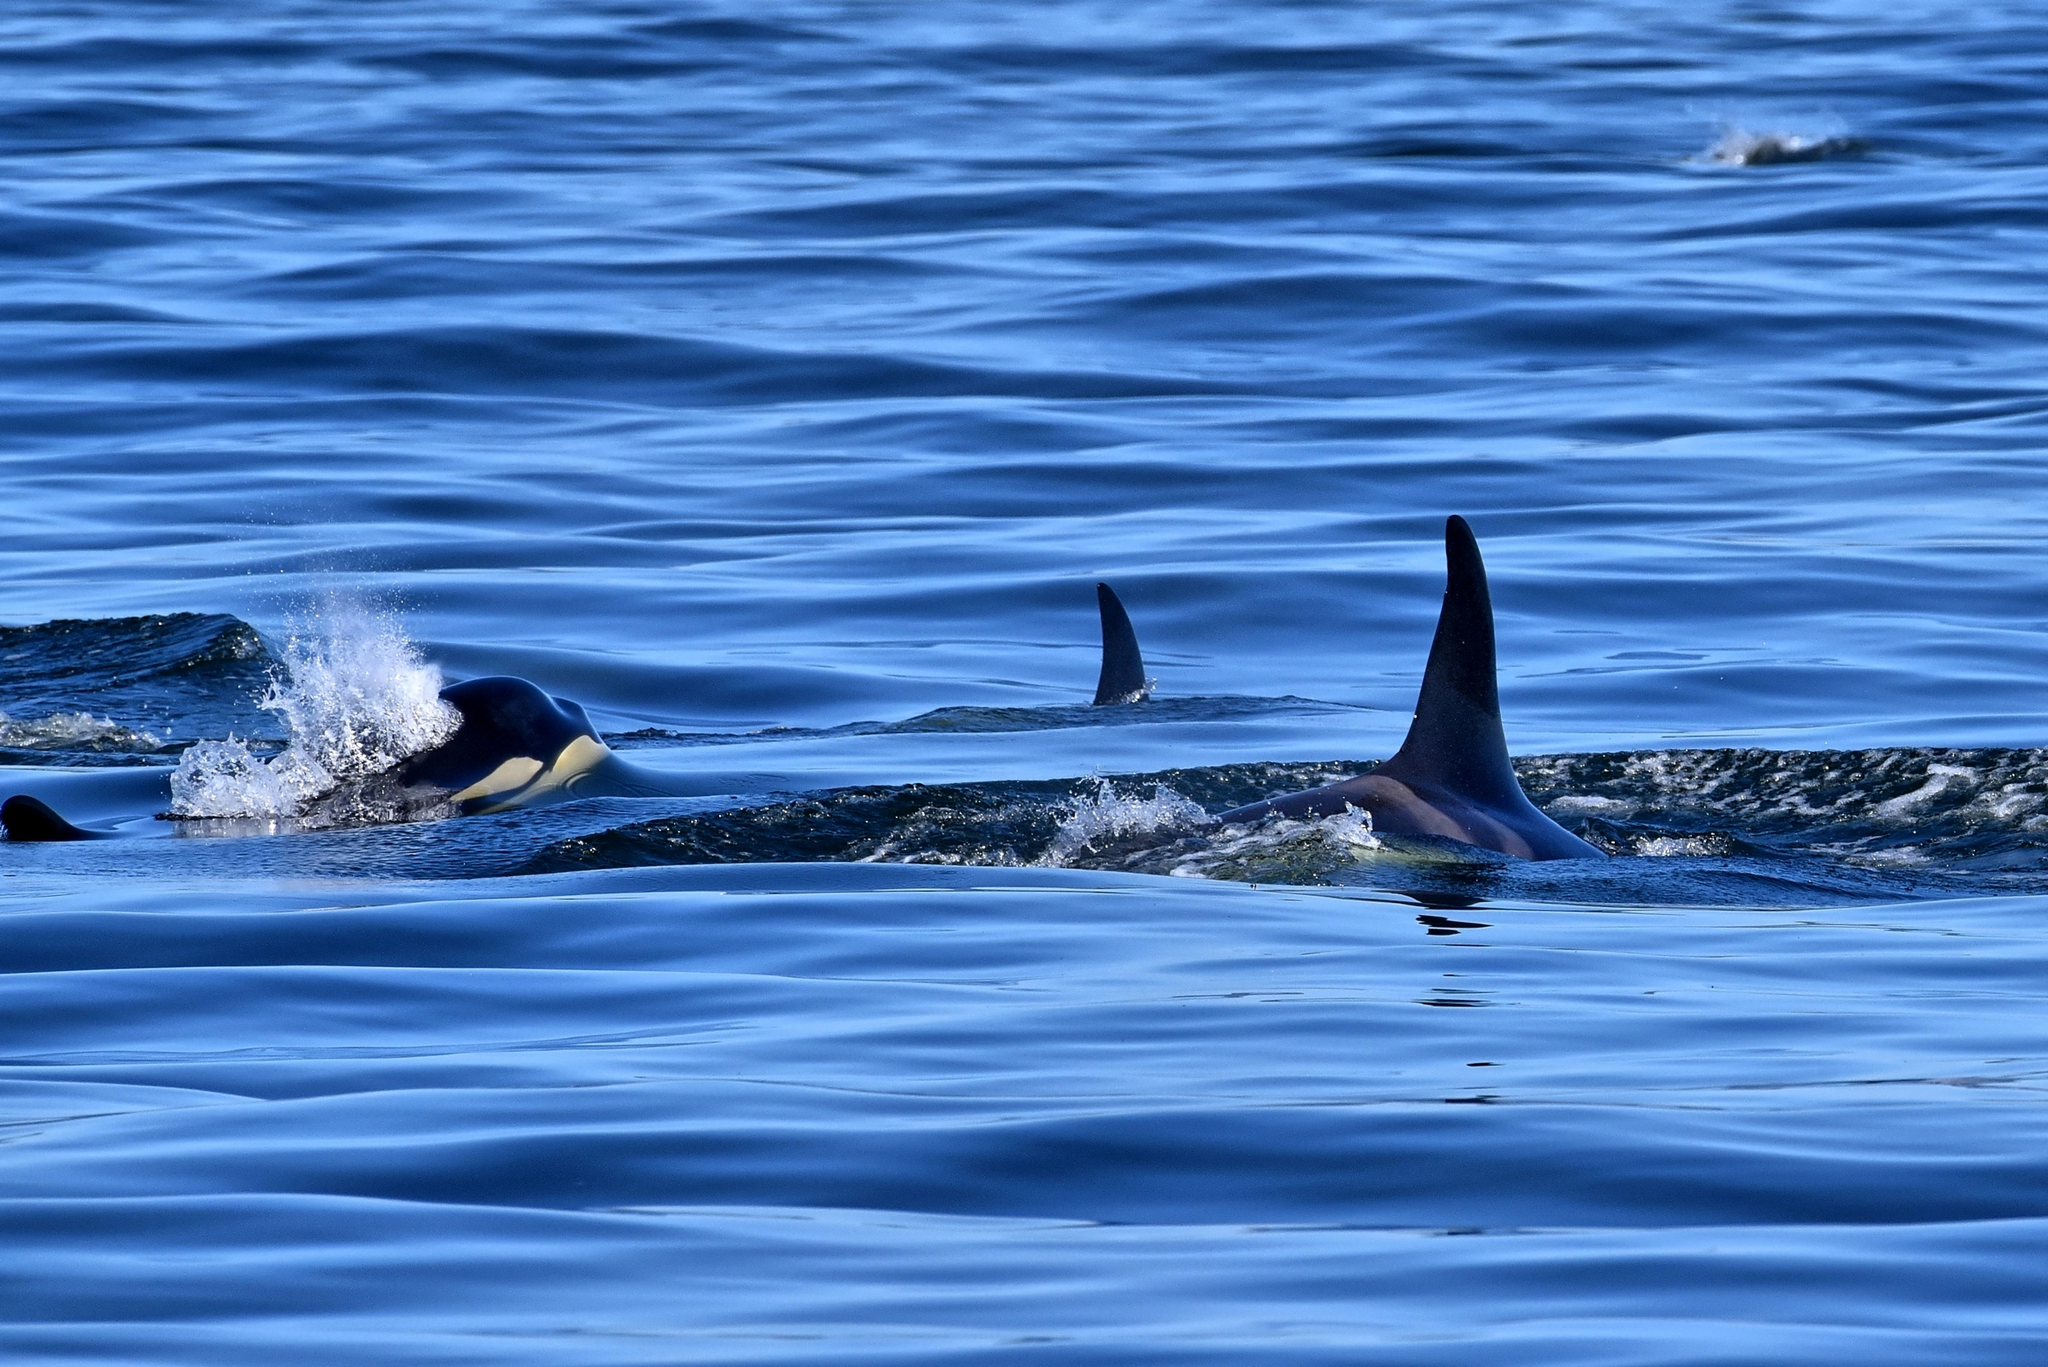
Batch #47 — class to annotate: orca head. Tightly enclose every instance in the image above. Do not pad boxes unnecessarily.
[399,676,610,812]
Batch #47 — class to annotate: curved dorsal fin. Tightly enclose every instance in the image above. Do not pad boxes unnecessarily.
[1,794,103,841]
[1376,516,1523,806]
[1092,582,1149,705]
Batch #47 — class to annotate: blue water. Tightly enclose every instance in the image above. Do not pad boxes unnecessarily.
[7,1,2048,1359]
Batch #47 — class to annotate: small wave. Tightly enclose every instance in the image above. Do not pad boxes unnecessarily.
[170,609,458,819]
[1707,128,1867,166]
[0,612,275,755]
[0,709,162,752]
[1520,747,2048,836]
[525,781,1074,872]
[518,772,1401,883]
[1039,778,1213,866]
[603,696,1355,748]
[0,611,264,689]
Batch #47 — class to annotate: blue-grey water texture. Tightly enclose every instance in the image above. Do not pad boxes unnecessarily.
[8,2,2048,1361]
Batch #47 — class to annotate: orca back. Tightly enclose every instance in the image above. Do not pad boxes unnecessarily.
[1,794,104,841]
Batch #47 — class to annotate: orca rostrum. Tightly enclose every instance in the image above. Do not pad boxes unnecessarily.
[1214,516,1604,861]
[1092,582,1150,705]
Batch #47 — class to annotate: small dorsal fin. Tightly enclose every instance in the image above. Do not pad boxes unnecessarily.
[1092,582,1149,705]
[1376,516,1523,806]
[1,794,103,841]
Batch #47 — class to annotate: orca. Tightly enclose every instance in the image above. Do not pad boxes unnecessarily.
[418,588,1168,806]
[1213,516,1604,861]
[0,794,110,841]
[0,577,1168,842]
[0,673,683,842]
[397,675,624,815]
[2,581,1166,842]
[1092,582,1151,705]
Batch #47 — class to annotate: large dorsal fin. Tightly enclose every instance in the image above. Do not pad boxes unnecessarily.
[1377,516,1524,806]
[1092,582,1149,705]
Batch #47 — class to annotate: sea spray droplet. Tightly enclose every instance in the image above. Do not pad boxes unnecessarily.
[258,613,460,781]
[169,610,460,819]
[1040,778,1214,866]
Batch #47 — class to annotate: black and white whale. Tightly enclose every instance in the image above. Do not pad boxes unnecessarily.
[348,584,1158,810]
[1214,516,1603,861]
[393,675,648,814]
[1,587,1158,841]
[0,673,670,841]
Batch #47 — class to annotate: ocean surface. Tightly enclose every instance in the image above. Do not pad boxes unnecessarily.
[5,1,2048,1360]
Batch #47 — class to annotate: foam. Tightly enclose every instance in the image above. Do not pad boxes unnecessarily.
[1040,778,1212,866]
[169,608,459,819]
[0,710,162,752]
[1167,805,1384,879]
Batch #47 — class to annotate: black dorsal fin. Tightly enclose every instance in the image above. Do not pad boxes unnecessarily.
[1376,516,1523,806]
[1092,582,1149,705]
[1,794,103,842]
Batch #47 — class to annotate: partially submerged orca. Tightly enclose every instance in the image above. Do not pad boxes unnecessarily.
[1,587,1159,841]
[0,674,672,841]
[1214,516,1604,861]
[347,587,1157,813]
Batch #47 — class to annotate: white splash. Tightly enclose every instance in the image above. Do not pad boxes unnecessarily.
[169,737,332,819]
[1098,676,1159,706]
[1631,834,1727,857]
[258,611,462,782]
[169,608,461,819]
[1547,793,1633,816]
[1040,778,1212,865]
[1165,804,1384,879]
[1707,127,1863,166]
